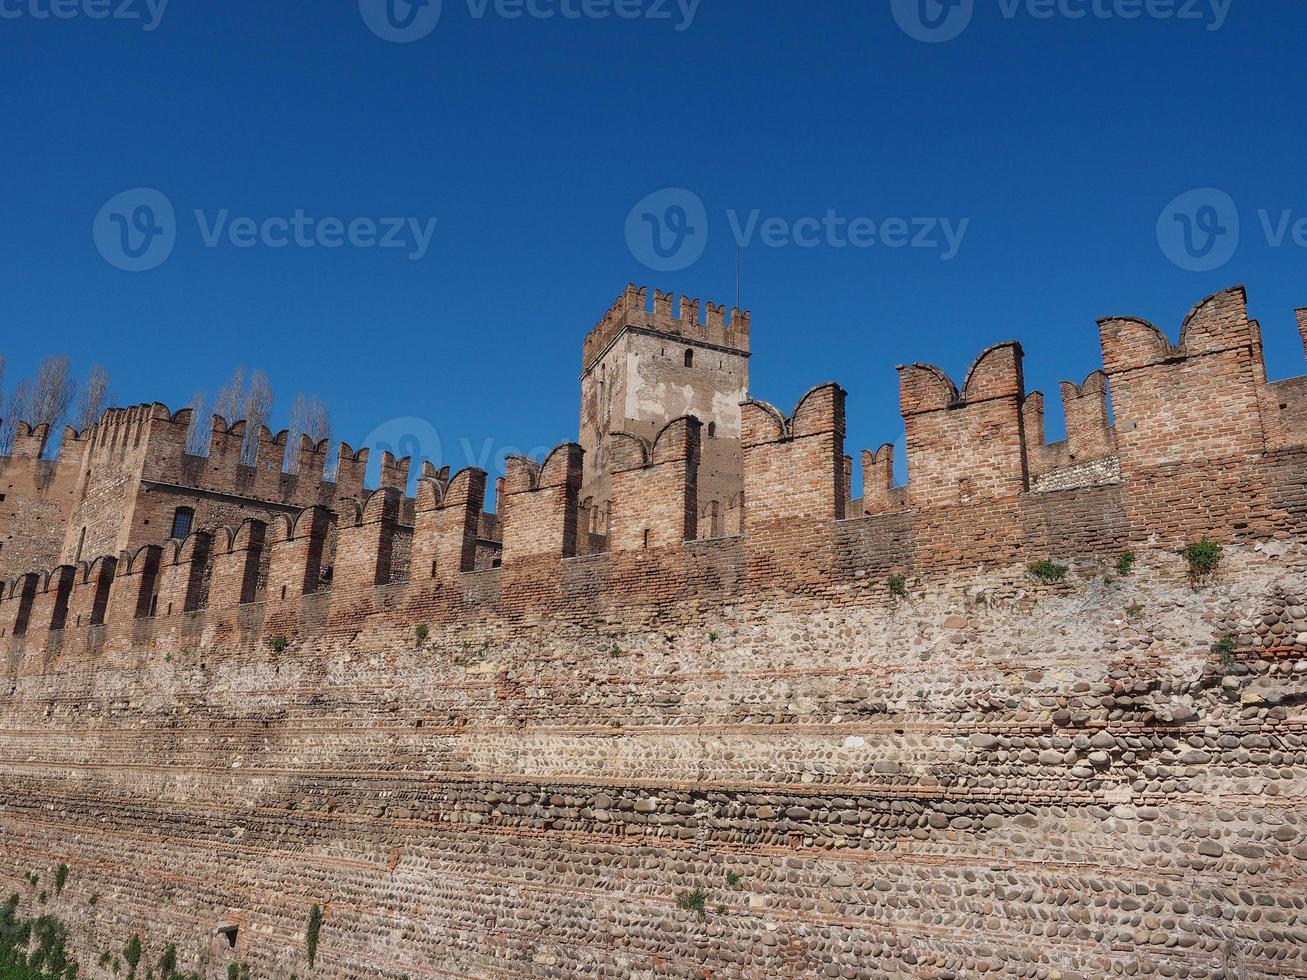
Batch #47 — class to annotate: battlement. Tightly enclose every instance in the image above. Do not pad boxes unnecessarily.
[3,284,1306,661]
[581,284,751,372]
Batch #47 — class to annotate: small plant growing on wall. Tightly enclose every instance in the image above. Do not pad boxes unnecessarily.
[887,574,908,598]
[1214,635,1238,671]
[1184,539,1223,586]
[54,863,68,895]
[267,635,290,655]
[306,903,323,967]
[725,871,742,887]
[415,624,429,645]
[1028,560,1068,584]
[1115,551,1136,576]
[124,934,142,978]
[676,887,707,918]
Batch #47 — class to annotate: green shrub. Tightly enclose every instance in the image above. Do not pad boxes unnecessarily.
[887,574,907,598]
[27,914,69,975]
[725,871,742,887]
[1028,560,1068,584]
[1214,635,1238,669]
[414,624,429,644]
[707,631,719,643]
[675,888,707,916]
[267,635,290,655]
[306,904,323,968]
[1125,603,1143,618]
[1115,551,1136,576]
[54,864,67,896]
[123,935,142,978]
[1184,539,1223,584]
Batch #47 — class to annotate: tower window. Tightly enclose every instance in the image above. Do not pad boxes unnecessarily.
[683,349,694,368]
[170,507,195,540]
[707,422,717,439]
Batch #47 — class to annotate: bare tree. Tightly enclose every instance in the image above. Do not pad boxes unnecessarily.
[285,394,332,473]
[0,378,34,455]
[210,367,275,466]
[0,354,11,455]
[28,354,76,434]
[241,370,273,466]
[74,364,113,431]
[184,391,210,456]
[214,366,246,426]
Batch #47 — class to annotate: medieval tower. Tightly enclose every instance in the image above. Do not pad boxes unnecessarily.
[578,285,751,542]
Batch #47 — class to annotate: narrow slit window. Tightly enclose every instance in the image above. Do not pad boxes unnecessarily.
[170,507,195,540]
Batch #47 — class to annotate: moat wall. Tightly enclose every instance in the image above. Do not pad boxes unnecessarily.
[1,286,1306,977]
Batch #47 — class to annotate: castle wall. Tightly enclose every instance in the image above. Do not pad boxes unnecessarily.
[0,424,82,581]
[0,287,1306,978]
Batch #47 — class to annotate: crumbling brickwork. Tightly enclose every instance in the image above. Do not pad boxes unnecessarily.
[1,285,1306,978]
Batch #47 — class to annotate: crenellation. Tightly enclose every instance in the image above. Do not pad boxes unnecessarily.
[859,443,902,516]
[379,450,411,492]
[899,342,1028,510]
[5,284,1307,978]
[7,285,1307,639]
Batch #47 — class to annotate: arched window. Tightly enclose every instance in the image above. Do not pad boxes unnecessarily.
[683,349,694,368]
[707,422,717,439]
[170,507,195,540]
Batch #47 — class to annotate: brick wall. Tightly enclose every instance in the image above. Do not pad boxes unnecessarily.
[1,285,1306,977]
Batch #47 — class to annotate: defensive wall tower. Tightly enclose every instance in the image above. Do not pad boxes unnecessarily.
[579,285,751,547]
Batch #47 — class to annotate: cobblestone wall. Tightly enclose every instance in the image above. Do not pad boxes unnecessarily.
[0,545,1304,978]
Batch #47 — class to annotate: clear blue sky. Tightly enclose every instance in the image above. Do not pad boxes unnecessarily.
[2,0,1303,491]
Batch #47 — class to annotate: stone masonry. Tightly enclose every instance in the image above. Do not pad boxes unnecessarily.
[1,285,1306,978]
